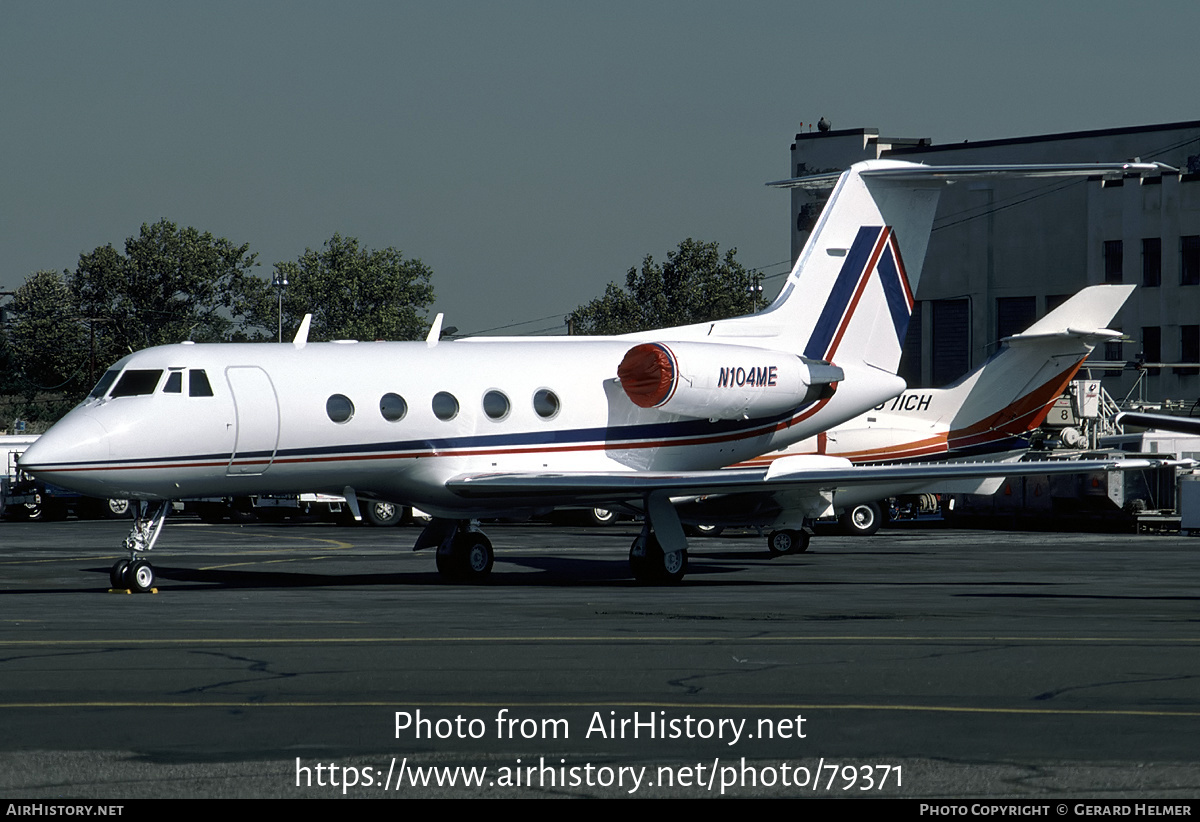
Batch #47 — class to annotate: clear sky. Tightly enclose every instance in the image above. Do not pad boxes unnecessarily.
[3,0,1197,337]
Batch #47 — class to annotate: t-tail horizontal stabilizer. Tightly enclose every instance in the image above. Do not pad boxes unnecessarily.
[756,161,1166,378]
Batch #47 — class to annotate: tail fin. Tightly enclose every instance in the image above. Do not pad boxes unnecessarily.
[756,160,940,373]
[739,160,1166,378]
[944,284,1133,446]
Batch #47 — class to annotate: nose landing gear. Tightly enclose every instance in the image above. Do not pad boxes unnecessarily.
[109,500,171,592]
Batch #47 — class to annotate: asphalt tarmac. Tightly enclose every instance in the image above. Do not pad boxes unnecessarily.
[1,517,1198,798]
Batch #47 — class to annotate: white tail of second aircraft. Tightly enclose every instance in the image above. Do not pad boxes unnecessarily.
[736,283,1133,467]
[937,283,1132,453]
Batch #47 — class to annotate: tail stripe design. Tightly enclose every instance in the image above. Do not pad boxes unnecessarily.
[803,226,911,363]
[877,231,914,342]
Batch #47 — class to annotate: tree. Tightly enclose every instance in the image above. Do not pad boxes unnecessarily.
[8,270,87,392]
[266,233,435,342]
[3,270,89,424]
[566,238,758,335]
[71,220,263,369]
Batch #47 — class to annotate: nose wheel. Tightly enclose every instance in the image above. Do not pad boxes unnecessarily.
[109,559,129,589]
[128,560,156,592]
[109,558,157,591]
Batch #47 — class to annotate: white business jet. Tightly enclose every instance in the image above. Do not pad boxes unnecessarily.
[19,159,1170,588]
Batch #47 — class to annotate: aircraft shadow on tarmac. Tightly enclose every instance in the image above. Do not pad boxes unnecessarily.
[57,551,841,591]
[116,557,782,589]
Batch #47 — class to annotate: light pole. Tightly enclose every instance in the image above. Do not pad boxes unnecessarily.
[272,272,288,342]
[747,271,764,312]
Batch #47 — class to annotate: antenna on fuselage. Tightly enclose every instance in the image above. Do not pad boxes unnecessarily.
[426,313,444,347]
[292,314,312,349]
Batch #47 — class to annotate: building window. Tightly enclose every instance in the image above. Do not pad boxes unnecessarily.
[996,296,1037,342]
[1046,294,1070,312]
[1141,327,1161,376]
[1104,329,1123,363]
[1104,240,1123,283]
[898,301,922,388]
[1177,325,1199,377]
[931,299,970,386]
[1142,238,1161,287]
[1182,236,1200,286]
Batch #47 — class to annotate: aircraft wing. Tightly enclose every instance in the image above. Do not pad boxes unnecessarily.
[445,455,1180,505]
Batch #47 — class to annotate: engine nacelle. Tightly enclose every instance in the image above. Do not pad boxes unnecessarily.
[617,342,843,421]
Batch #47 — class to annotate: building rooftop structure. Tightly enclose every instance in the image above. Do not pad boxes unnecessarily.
[783,121,1200,408]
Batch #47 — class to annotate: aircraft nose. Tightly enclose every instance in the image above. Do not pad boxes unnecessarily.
[19,413,111,478]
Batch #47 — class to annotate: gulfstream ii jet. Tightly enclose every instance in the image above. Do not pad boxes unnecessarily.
[19,159,1171,588]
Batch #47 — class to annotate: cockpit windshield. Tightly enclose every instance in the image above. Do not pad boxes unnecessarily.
[189,369,214,397]
[87,368,213,400]
[88,370,121,399]
[109,369,164,398]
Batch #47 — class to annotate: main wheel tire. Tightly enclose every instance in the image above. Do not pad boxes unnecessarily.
[767,529,794,554]
[364,501,403,527]
[629,540,648,580]
[435,545,460,580]
[129,560,155,592]
[459,533,494,579]
[103,498,130,519]
[587,507,618,526]
[839,501,882,537]
[629,534,687,584]
[82,498,130,520]
[767,529,810,555]
[437,533,494,582]
[110,559,130,589]
[685,524,725,538]
[22,498,66,522]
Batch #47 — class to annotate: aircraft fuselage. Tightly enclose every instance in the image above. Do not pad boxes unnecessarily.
[21,337,903,517]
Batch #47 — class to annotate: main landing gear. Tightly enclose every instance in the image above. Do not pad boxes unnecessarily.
[766,527,811,555]
[629,529,687,584]
[418,493,693,584]
[109,500,171,592]
[417,519,496,583]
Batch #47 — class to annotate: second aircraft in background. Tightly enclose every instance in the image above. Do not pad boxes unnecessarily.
[711,284,1134,542]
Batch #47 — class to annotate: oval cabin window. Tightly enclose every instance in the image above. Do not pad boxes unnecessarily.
[432,391,459,421]
[326,394,355,423]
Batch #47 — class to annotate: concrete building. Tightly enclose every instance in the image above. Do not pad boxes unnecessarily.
[785,121,1200,408]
